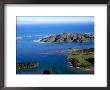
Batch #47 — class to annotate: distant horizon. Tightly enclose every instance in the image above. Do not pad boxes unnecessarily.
[17,22,94,25]
[17,16,94,24]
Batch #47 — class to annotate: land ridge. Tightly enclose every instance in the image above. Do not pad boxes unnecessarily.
[40,32,94,43]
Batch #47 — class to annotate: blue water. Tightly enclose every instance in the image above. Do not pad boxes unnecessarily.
[17,23,94,36]
[16,23,94,74]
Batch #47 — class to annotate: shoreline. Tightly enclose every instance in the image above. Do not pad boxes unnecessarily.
[67,47,94,72]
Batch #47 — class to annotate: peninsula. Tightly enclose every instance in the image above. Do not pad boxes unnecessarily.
[67,47,94,71]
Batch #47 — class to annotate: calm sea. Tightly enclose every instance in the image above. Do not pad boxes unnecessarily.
[16,23,94,74]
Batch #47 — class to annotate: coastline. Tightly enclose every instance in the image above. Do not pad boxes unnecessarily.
[67,47,94,72]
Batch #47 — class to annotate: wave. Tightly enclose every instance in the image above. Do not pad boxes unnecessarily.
[35,34,51,38]
[33,39,40,42]
[17,34,51,42]
[35,35,43,37]
[45,34,51,37]
[16,36,23,40]
[33,34,51,43]
[33,39,42,43]
[33,39,46,43]
[17,35,33,40]
[25,35,32,38]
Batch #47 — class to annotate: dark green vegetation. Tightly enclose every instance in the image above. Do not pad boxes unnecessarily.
[40,33,94,43]
[67,48,94,71]
[16,61,39,70]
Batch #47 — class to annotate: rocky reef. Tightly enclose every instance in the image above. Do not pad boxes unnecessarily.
[67,47,94,71]
[40,33,94,43]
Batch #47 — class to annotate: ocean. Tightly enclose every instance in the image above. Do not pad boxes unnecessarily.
[16,23,94,74]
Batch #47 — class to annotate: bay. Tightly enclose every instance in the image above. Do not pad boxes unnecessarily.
[16,23,94,74]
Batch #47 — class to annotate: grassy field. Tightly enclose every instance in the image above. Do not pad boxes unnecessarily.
[67,48,94,70]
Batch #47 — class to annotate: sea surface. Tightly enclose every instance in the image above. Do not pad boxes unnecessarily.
[16,23,94,74]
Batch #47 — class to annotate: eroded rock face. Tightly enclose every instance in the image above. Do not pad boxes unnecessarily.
[40,33,94,43]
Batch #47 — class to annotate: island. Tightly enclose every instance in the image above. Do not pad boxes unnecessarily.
[40,33,94,43]
[16,61,39,70]
[67,47,94,71]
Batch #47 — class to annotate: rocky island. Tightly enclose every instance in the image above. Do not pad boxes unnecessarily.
[67,47,94,71]
[40,33,94,43]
